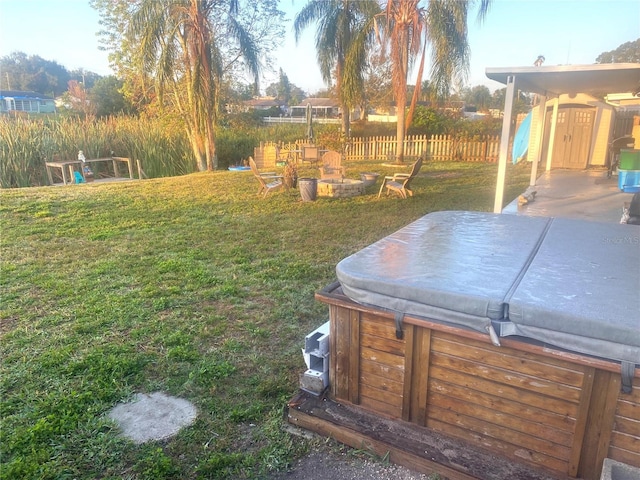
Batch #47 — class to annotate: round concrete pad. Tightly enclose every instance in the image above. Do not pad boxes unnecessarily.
[108,392,197,444]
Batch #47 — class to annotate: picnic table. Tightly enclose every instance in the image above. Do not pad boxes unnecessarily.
[46,156,134,185]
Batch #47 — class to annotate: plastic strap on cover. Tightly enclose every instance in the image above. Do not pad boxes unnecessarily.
[621,361,636,394]
[394,312,404,339]
[486,324,501,347]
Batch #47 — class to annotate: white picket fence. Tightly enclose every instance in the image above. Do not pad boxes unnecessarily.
[346,134,501,163]
[262,117,341,125]
[254,134,502,168]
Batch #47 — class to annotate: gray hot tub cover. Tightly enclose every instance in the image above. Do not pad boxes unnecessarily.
[337,211,552,334]
[336,211,640,364]
[504,218,640,364]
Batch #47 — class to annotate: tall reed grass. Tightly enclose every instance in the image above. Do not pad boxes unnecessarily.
[0,116,52,187]
[0,113,340,188]
[0,114,328,188]
[0,115,194,188]
[112,116,192,179]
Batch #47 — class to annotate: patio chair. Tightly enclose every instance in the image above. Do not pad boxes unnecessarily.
[378,157,423,199]
[319,151,345,180]
[249,157,283,197]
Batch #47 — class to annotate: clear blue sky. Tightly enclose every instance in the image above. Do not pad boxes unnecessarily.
[1,0,638,94]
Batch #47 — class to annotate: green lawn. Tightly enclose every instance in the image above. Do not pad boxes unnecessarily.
[0,160,529,479]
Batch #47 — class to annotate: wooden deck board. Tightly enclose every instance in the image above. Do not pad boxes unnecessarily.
[286,390,571,480]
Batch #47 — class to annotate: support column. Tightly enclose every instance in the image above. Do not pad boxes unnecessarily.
[493,75,516,213]
[546,99,560,171]
[529,94,547,186]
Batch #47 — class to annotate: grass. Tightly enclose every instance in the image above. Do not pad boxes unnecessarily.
[0,159,530,479]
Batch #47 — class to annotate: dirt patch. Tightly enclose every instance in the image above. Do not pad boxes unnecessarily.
[232,423,269,454]
[267,445,430,480]
[0,316,18,336]
[108,391,197,444]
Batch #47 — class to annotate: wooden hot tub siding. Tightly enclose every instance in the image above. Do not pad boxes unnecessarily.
[322,294,640,480]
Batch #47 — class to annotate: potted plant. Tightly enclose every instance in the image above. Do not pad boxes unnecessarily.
[283,160,298,188]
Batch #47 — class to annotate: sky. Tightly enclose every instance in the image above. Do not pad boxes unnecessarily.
[0,0,639,95]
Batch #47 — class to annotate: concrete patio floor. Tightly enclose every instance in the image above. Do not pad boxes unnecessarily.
[503,167,635,223]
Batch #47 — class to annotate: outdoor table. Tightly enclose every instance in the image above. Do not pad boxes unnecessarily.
[282,148,329,164]
[45,160,81,185]
[45,156,133,185]
[84,157,133,180]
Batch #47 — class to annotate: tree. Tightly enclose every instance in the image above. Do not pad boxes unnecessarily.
[264,82,278,98]
[93,0,284,171]
[265,73,305,107]
[596,38,640,64]
[409,105,451,134]
[417,79,437,103]
[64,80,97,118]
[265,68,293,104]
[90,76,132,117]
[224,80,255,112]
[276,68,291,105]
[69,69,102,90]
[378,0,491,163]
[491,87,530,113]
[294,0,381,137]
[0,52,71,96]
[362,46,394,115]
[91,0,154,111]
[310,87,335,98]
[288,84,306,106]
[463,85,492,111]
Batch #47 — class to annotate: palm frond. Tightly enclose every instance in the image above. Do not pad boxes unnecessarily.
[226,14,261,85]
[427,0,470,98]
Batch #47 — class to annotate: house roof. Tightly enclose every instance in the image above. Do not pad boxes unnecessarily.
[244,97,280,108]
[295,97,340,108]
[485,63,640,97]
[0,90,54,100]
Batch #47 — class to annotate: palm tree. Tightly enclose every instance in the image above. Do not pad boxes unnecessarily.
[294,1,380,138]
[379,0,491,163]
[127,0,260,171]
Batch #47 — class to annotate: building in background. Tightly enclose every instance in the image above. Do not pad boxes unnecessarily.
[0,90,56,113]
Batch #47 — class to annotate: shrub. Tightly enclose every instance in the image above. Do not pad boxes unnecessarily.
[408,106,454,135]
[216,130,256,168]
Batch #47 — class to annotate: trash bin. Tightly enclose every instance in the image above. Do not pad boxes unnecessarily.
[619,149,640,170]
[618,170,640,193]
[299,178,317,202]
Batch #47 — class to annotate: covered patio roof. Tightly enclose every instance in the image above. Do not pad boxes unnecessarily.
[486,63,640,213]
[486,63,640,97]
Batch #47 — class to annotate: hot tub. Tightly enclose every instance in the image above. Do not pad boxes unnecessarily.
[313,211,640,479]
